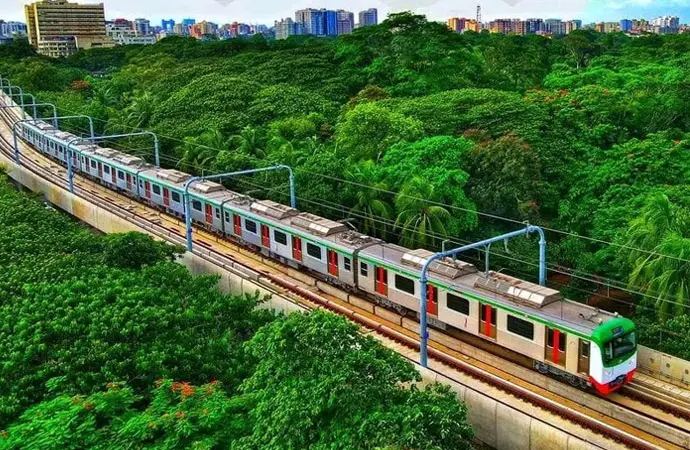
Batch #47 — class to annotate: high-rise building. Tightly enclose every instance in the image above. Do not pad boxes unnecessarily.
[106,21,156,45]
[619,19,633,32]
[336,10,355,35]
[490,19,514,34]
[545,19,565,35]
[134,18,151,36]
[24,0,114,57]
[324,9,337,36]
[447,17,469,33]
[524,18,544,34]
[182,18,196,29]
[358,8,377,27]
[295,8,325,35]
[161,19,175,33]
[0,21,28,37]
[274,17,304,40]
[172,23,187,36]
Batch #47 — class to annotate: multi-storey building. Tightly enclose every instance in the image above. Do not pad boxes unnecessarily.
[447,17,469,33]
[106,21,155,45]
[358,8,377,27]
[336,10,355,35]
[620,19,633,32]
[161,19,175,33]
[274,17,304,40]
[24,0,114,57]
[545,19,566,35]
[564,20,580,34]
[489,19,514,34]
[172,23,187,36]
[134,18,151,36]
[0,21,28,37]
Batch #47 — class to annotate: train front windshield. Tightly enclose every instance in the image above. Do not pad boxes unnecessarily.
[603,332,636,363]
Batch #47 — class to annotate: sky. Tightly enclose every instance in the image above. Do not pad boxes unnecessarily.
[1,0,689,25]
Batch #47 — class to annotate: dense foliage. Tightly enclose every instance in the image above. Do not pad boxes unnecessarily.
[2,12,690,352]
[0,175,473,448]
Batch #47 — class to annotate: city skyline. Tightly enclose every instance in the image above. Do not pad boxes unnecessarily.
[1,0,689,26]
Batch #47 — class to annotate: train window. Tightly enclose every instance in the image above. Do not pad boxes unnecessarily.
[580,341,590,358]
[274,230,288,245]
[224,211,231,222]
[117,171,124,180]
[507,315,534,341]
[447,293,470,315]
[103,166,110,174]
[360,262,369,277]
[343,257,351,271]
[90,160,97,169]
[171,192,181,203]
[245,220,257,234]
[215,208,220,219]
[192,200,202,211]
[547,329,567,352]
[394,274,415,295]
[306,243,322,260]
[152,184,161,195]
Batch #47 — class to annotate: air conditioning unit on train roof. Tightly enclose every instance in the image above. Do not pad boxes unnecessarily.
[291,213,348,236]
[340,230,375,246]
[93,147,118,158]
[401,248,478,280]
[474,271,562,308]
[156,169,190,184]
[190,180,225,194]
[250,200,298,220]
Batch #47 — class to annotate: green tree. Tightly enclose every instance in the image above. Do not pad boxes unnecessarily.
[335,102,423,161]
[394,177,451,249]
[623,194,690,316]
[345,160,394,238]
[237,310,473,450]
[102,232,182,270]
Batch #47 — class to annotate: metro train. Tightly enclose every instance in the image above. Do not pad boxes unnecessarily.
[16,113,637,395]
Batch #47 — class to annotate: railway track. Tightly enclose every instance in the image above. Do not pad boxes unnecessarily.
[0,98,688,450]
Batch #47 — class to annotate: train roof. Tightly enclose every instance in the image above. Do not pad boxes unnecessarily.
[360,242,622,337]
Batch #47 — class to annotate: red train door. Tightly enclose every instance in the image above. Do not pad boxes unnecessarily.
[205,204,213,223]
[327,250,339,276]
[144,181,151,198]
[111,168,116,184]
[427,285,438,315]
[480,303,497,339]
[292,236,302,261]
[233,214,242,236]
[126,174,132,191]
[97,162,102,179]
[546,328,567,366]
[375,267,388,295]
[163,188,170,207]
[261,225,270,247]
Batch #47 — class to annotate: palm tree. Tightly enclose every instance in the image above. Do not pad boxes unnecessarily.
[230,126,266,160]
[125,91,155,129]
[177,128,229,174]
[625,194,690,316]
[345,161,394,239]
[394,177,451,249]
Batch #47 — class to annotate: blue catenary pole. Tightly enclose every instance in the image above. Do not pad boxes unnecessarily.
[418,225,547,367]
[11,118,43,165]
[183,165,296,252]
[65,138,85,193]
[2,102,58,125]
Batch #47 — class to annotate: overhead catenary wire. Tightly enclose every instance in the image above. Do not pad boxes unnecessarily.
[23,101,690,309]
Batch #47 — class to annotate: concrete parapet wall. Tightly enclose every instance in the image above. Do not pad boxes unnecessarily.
[638,345,690,387]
